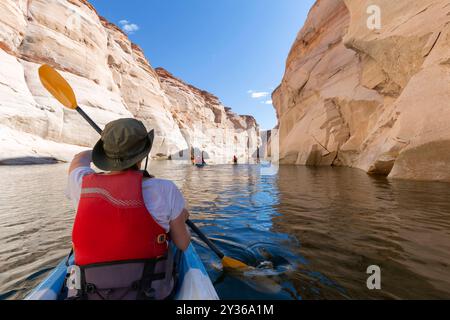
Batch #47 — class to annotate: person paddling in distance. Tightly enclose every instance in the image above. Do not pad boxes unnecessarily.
[65,118,191,300]
[201,151,207,165]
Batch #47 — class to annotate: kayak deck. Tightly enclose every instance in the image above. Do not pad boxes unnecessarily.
[25,244,218,300]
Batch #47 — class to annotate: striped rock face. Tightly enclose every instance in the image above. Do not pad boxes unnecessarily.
[0,0,259,165]
[273,0,450,182]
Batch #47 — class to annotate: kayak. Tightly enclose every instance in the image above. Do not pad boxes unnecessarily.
[195,163,206,168]
[25,244,219,300]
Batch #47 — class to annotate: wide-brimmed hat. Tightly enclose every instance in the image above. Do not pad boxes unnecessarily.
[92,118,154,171]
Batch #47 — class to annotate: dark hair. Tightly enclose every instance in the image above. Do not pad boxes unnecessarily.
[126,162,154,178]
[124,163,141,171]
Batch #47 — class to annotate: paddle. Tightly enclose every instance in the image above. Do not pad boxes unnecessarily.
[185,220,247,269]
[39,65,102,134]
[38,64,249,270]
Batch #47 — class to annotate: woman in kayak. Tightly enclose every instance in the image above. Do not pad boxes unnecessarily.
[65,118,191,300]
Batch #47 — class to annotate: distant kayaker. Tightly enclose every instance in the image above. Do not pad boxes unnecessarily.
[65,118,191,300]
[201,151,206,165]
[256,147,260,164]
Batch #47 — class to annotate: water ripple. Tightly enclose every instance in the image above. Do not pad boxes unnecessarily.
[1,163,450,299]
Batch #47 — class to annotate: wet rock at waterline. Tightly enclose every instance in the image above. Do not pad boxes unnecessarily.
[0,0,259,164]
[272,0,450,182]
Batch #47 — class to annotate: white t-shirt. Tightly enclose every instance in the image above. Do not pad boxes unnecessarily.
[65,167,186,232]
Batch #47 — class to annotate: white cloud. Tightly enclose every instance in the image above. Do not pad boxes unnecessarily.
[249,91,269,99]
[262,100,273,105]
[119,19,139,34]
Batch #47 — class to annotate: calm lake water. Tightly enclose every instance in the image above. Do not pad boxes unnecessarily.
[0,162,450,299]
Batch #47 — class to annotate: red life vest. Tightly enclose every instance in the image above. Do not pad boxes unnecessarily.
[72,170,168,266]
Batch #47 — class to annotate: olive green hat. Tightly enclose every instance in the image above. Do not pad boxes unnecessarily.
[92,118,154,171]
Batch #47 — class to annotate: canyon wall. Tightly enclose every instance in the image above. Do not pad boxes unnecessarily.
[156,68,259,163]
[273,0,450,182]
[0,0,258,164]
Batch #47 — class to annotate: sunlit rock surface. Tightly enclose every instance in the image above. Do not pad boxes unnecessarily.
[156,68,259,163]
[0,0,259,164]
[273,0,450,182]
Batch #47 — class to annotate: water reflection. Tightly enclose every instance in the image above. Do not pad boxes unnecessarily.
[273,166,450,299]
[0,163,449,299]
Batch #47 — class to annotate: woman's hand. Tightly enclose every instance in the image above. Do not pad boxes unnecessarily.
[69,150,93,174]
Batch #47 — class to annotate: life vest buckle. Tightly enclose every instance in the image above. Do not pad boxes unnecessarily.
[143,287,156,299]
[86,283,97,294]
[157,234,167,244]
[131,281,140,291]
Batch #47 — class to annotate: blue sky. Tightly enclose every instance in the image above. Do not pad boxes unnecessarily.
[89,0,315,130]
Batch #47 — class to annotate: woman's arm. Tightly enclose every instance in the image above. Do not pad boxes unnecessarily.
[169,208,191,251]
[69,150,93,174]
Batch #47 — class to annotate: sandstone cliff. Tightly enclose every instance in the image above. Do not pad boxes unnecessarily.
[156,68,259,163]
[273,0,450,182]
[0,0,259,164]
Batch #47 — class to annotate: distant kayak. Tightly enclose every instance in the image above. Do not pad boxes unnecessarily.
[195,163,206,168]
[25,244,218,300]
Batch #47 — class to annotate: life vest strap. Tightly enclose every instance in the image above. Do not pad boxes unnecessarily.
[78,256,167,268]
[73,257,168,300]
[65,249,182,300]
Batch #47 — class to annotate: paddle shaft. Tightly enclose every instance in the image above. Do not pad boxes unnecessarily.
[72,107,227,260]
[76,107,102,135]
[186,220,224,259]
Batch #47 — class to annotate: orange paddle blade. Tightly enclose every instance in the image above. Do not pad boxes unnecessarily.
[222,256,249,269]
[38,64,77,109]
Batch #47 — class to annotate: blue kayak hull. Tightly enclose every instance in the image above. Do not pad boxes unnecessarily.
[25,244,218,300]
